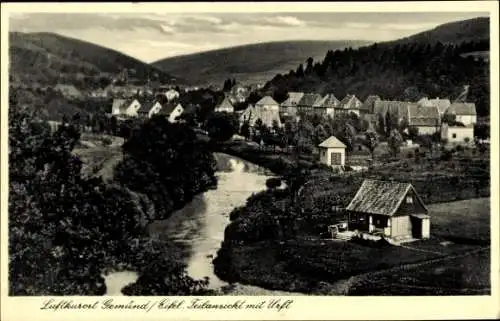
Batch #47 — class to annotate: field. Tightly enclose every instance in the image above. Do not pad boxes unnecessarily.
[428,198,490,242]
[215,198,491,295]
[347,249,490,295]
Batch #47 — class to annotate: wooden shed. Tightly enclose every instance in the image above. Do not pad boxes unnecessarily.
[345,179,430,241]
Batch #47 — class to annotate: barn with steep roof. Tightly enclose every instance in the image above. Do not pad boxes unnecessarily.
[346,179,430,241]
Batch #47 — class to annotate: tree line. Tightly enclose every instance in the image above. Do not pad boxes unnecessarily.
[263,40,489,116]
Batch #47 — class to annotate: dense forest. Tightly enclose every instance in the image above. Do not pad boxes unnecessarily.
[8,105,216,295]
[9,32,181,88]
[263,40,490,116]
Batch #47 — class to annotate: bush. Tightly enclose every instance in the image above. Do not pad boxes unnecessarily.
[101,137,112,146]
[440,150,453,161]
[266,177,282,189]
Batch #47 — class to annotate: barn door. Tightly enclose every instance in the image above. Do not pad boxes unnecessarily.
[410,216,422,238]
[330,152,341,165]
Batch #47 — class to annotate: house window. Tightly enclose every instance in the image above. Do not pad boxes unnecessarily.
[331,152,341,165]
[452,133,457,138]
[406,196,413,204]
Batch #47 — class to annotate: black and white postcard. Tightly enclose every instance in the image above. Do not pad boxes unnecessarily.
[1,2,499,320]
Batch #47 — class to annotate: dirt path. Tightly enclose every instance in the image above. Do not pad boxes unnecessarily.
[96,149,124,182]
[398,244,446,255]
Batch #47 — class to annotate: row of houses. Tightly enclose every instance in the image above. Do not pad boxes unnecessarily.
[214,91,477,142]
[28,83,182,101]
[110,98,184,122]
[91,85,181,100]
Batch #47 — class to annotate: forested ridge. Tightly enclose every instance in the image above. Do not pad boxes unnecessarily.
[9,32,182,88]
[264,39,490,116]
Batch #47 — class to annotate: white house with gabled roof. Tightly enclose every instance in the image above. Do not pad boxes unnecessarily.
[318,136,346,167]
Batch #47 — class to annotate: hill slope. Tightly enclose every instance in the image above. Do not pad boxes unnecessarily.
[152,40,370,87]
[389,16,489,45]
[9,32,183,88]
[260,17,490,116]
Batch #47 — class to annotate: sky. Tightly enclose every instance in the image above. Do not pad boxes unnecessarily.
[9,12,488,63]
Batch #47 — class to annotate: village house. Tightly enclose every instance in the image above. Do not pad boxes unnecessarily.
[297,93,322,115]
[445,102,477,126]
[105,85,136,98]
[159,102,184,123]
[417,97,451,116]
[184,86,200,92]
[90,88,108,98]
[373,100,412,125]
[137,100,163,119]
[318,136,346,168]
[345,179,430,242]
[255,95,280,111]
[312,94,340,118]
[239,96,282,129]
[214,97,235,113]
[54,84,83,100]
[441,123,474,145]
[339,94,363,116]
[111,98,141,118]
[159,88,180,101]
[228,83,250,104]
[360,95,381,116]
[279,92,304,118]
[407,104,441,135]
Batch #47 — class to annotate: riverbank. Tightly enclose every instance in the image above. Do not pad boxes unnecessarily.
[211,139,315,176]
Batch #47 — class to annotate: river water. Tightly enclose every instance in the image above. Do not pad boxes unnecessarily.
[104,153,302,295]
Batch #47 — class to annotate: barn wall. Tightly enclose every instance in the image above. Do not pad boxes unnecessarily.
[446,126,474,143]
[422,218,430,239]
[456,115,476,126]
[319,147,345,167]
[391,215,412,238]
[395,189,427,216]
[415,126,439,135]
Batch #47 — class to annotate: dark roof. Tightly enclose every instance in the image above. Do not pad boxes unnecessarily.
[111,98,138,113]
[215,97,234,111]
[137,99,159,113]
[361,95,381,113]
[313,94,340,108]
[418,98,451,114]
[280,92,305,107]
[298,93,322,107]
[256,96,279,106]
[183,104,198,114]
[340,94,362,110]
[239,105,281,128]
[447,102,476,116]
[159,102,182,115]
[408,104,440,127]
[346,179,428,216]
